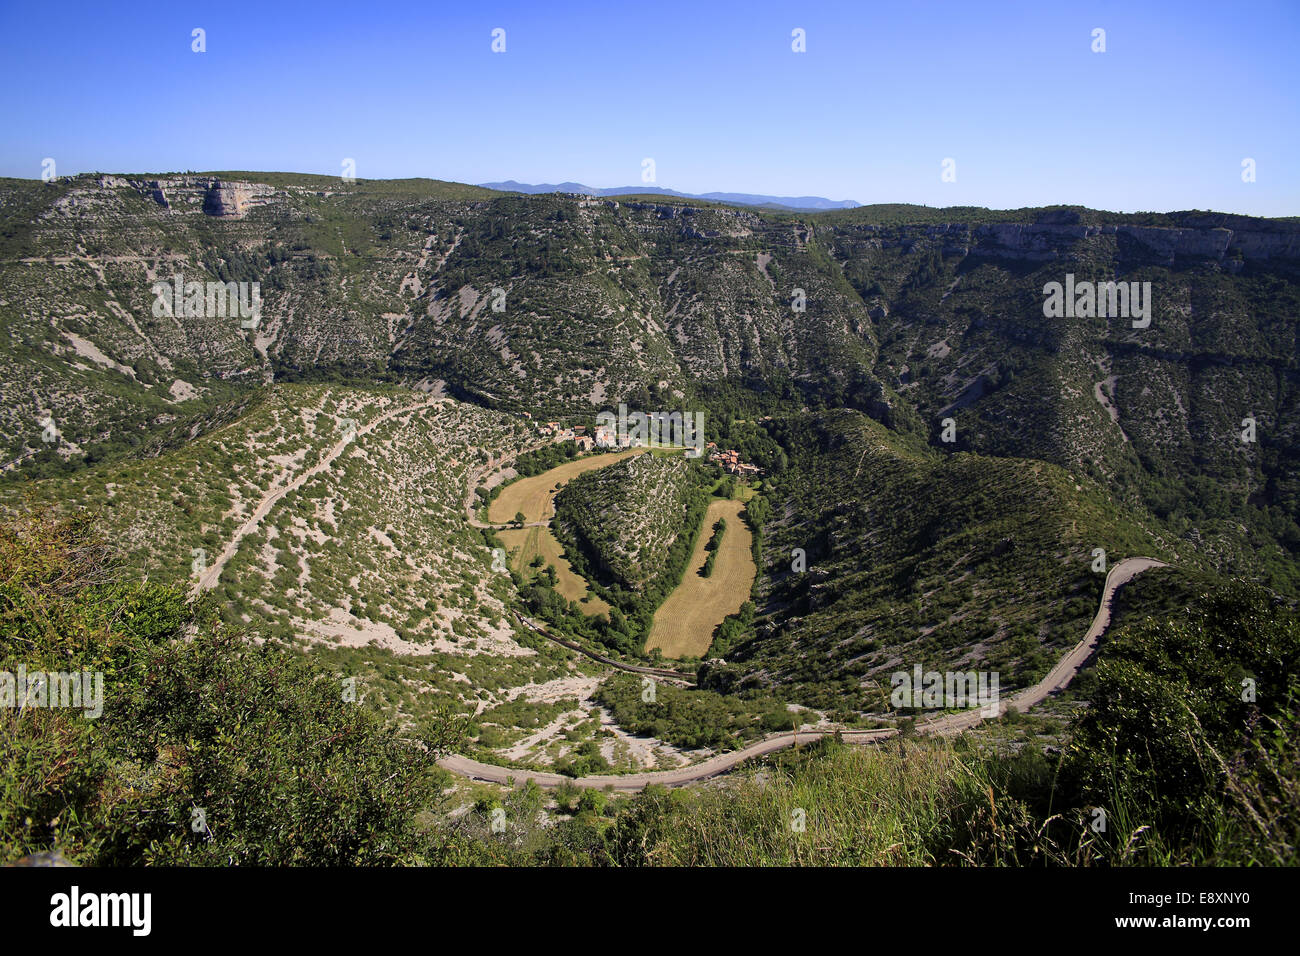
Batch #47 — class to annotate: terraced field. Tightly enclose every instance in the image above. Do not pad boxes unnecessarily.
[646,498,756,658]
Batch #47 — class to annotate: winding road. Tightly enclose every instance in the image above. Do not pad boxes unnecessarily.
[191,399,1166,794]
[439,557,1167,790]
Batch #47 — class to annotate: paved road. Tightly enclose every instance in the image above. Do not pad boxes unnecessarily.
[439,557,1167,790]
[440,727,900,791]
[911,557,1166,735]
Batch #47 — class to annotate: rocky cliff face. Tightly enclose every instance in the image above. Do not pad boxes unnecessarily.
[836,218,1300,265]
[69,175,282,217]
[199,179,275,218]
[2,171,1298,591]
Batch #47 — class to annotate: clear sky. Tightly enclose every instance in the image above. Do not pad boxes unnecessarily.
[2,0,1296,216]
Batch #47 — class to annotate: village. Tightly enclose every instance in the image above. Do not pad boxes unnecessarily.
[525,414,761,477]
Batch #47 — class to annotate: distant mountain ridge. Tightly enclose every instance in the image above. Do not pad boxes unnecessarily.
[478,179,860,211]
[4,169,1300,610]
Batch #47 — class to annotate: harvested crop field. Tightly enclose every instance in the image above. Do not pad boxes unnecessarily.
[496,525,611,617]
[645,498,755,658]
[488,448,648,524]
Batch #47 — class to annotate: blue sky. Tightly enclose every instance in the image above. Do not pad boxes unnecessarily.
[1,0,1296,215]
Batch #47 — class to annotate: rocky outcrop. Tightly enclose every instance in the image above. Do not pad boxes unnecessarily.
[203,179,251,218]
[114,175,278,217]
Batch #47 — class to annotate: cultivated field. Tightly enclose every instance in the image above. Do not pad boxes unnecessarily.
[488,448,648,524]
[496,524,611,617]
[645,498,756,658]
[489,449,646,617]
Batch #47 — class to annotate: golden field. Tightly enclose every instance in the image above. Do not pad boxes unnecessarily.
[645,498,755,658]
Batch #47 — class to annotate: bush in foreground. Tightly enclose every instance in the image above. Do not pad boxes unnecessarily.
[0,511,463,865]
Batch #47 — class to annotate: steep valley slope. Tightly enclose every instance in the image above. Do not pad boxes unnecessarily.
[3,171,1299,727]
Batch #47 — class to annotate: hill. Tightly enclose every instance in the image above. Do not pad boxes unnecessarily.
[709,409,1178,712]
[3,171,1299,758]
[553,451,707,596]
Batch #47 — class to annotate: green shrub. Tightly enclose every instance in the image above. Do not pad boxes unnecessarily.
[0,511,465,866]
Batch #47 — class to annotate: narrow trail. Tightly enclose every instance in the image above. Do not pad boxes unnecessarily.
[191,398,444,597]
[511,613,694,684]
[439,557,1167,791]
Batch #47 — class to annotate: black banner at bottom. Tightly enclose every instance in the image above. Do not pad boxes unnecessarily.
[0,864,1276,942]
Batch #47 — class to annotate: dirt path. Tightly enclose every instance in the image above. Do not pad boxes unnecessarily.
[440,557,1166,790]
[191,398,444,596]
[463,440,552,529]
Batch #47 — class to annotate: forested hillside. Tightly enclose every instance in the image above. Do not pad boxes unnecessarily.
[3,172,1299,829]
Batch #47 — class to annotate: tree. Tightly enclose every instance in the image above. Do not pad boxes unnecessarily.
[514,511,526,528]
[0,511,466,866]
